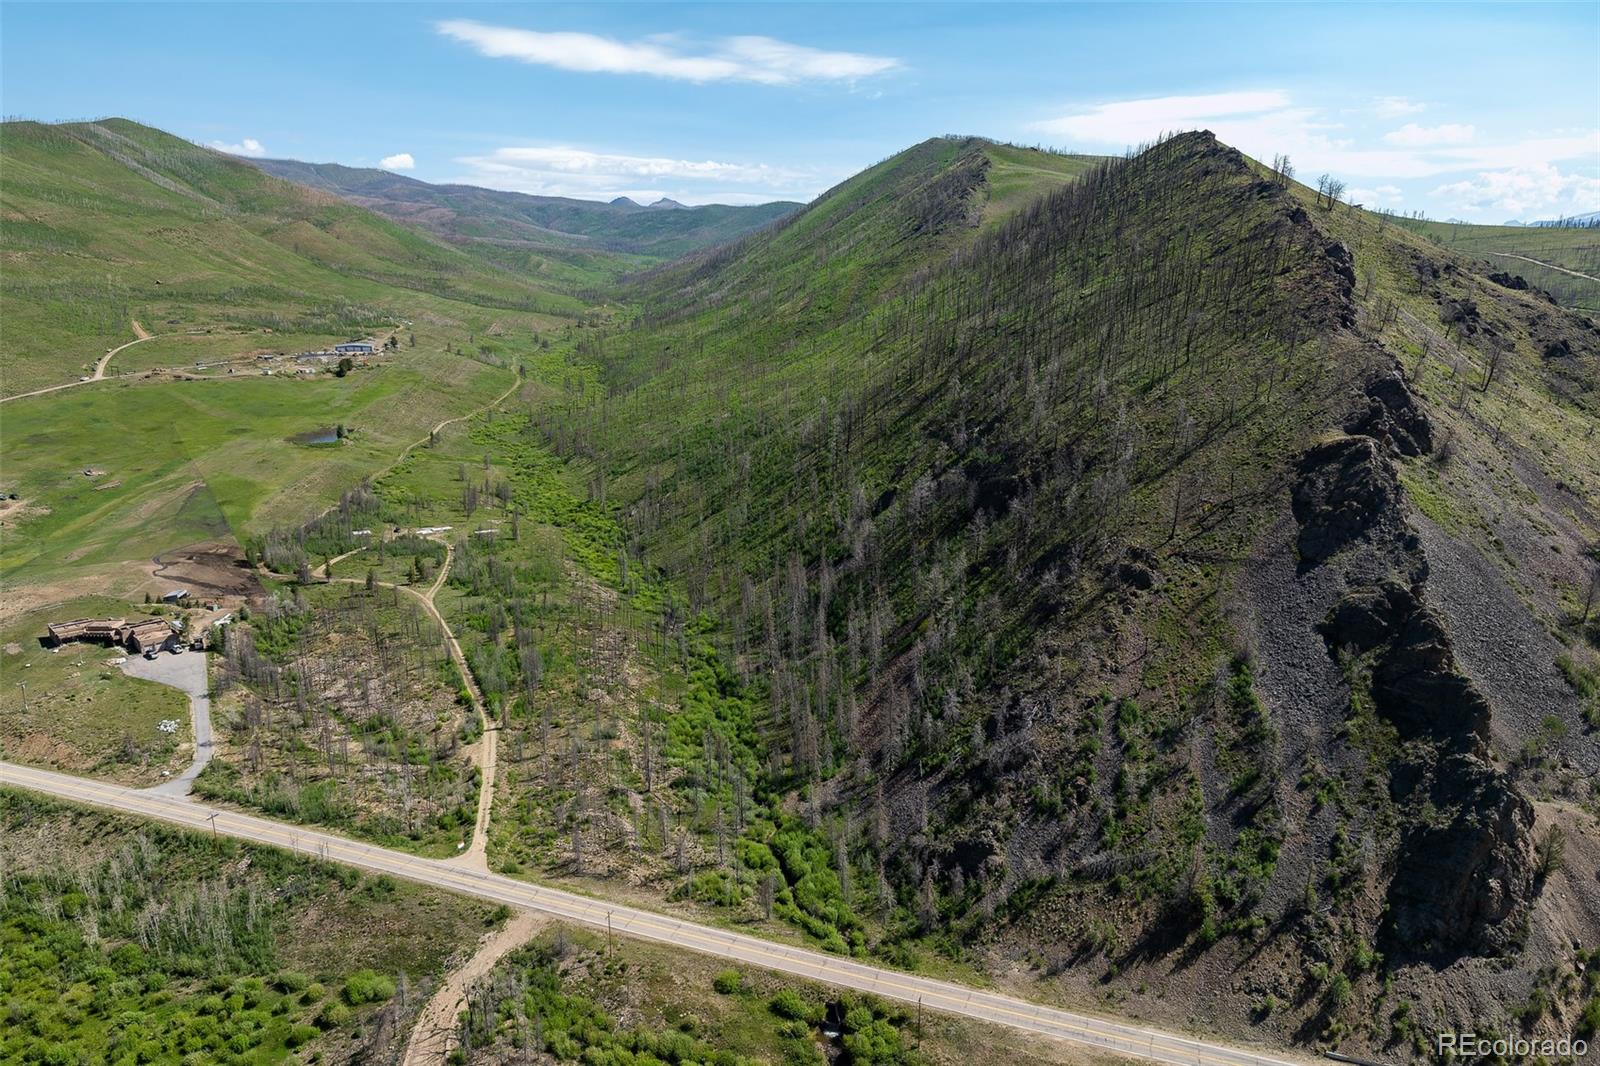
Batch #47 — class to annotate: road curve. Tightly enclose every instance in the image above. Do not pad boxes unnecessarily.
[1,761,1311,1066]
[1,325,159,404]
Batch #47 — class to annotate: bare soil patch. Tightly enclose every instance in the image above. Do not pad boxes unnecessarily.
[145,540,264,601]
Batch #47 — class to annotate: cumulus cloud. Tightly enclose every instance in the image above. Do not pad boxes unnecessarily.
[435,20,900,85]
[1431,164,1600,220]
[1346,184,1404,207]
[379,152,416,171]
[1373,96,1426,118]
[1030,90,1597,186]
[453,145,825,203]
[1383,123,1475,147]
[211,137,266,157]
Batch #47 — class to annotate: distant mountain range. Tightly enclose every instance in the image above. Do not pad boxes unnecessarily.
[610,196,689,210]
[248,158,798,259]
[1499,209,1600,228]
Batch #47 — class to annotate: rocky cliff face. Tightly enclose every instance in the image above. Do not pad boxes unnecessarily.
[1293,375,1536,959]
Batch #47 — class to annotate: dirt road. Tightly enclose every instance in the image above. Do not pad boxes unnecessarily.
[1484,251,1600,284]
[401,910,544,1065]
[2,320,160,404]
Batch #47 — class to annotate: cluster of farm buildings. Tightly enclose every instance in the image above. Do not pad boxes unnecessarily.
[45,590,227,655]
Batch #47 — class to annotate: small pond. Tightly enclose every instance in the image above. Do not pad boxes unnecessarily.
[288,426,340,445]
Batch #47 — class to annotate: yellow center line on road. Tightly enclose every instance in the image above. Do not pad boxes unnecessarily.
[0,762,1306,1066]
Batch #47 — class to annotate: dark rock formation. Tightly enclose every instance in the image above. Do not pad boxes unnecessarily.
[1344,373,1434,457]
[1386,752,1535,956]
[1291,436,1397,565]
[1295,418,1536,960]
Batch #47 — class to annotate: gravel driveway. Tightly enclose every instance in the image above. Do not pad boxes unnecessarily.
[120,649,212,797]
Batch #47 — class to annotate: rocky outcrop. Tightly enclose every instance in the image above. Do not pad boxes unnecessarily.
[1387,753,1535,956]
[1291,436,1399,565]
[1344,373,1433,458]
[1294,402,1536,960]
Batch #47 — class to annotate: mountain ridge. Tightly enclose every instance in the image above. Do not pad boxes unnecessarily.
[247,156,800,258]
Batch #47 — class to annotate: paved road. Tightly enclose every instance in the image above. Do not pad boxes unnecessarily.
[0,760,1309,1066]
[120,650,213,796]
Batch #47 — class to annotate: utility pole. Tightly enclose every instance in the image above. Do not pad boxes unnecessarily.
[208,811,218,838]
[607,910,614,958]
[17,683,26,713]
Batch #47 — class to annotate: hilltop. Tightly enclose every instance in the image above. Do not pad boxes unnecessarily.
[247,156,799,260]
[0,118,587,396]
[528,130,1600,1055]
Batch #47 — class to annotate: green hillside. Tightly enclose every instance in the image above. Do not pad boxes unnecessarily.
[249,156,800,260]
[504,132,1599,1055]
[1388,216,1600,312]
[0,119,584,396]
[3,117,1598,1064]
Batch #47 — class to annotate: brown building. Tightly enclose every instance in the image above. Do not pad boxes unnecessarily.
[45,618,126,645]
[125,620,176,654]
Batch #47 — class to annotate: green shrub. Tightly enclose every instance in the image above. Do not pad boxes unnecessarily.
[342,969,396,1006]
[317,1000,353,1029]
[769,988,813,1022]
[713,969,743,995]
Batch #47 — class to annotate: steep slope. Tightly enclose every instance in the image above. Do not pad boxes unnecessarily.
[528,132,1600,1056]
[0,119,579,395]
[248,156,800,260]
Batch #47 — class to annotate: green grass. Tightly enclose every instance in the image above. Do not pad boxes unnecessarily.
[0,596,190,784]
[0,351,513,593]
[1388,216,1600,312]
[0,118,573,397]
[978,143,1104,226]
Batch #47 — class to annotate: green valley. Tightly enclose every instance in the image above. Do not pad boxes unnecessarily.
[2,97,1598,1066]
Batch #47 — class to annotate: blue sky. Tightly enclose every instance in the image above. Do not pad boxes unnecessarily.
[3,2,1597,221]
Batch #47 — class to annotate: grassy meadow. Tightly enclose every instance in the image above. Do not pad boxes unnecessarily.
[0,596,190,785]
[0,348,515,597]
[0,118,575,397]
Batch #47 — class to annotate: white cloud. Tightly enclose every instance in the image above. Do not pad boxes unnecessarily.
[211,137,266,157]
[452,145,826,203]
[1383,123,1475,147]
[436,20,900,85]
[1431,164,1600,220]
[1346,184,1404,207]
[1030,90,1598,186]
[1373,96,1426,118]
[379,152,416,171]
[1030,90,1298,142]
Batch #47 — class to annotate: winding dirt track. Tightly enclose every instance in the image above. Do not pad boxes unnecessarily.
[400,910,544,1065]
[2,320,158,404]
[296,536,498,867]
